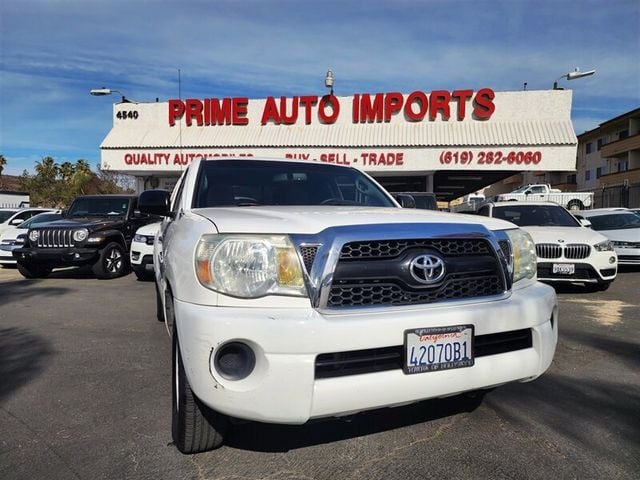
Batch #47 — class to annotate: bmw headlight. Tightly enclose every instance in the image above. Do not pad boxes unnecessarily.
[195,235,307,298]
[73,228,89,242]
[505,229,537,283]
[134,234,147,243]
[594,240,614,252]
[29,230,39,242]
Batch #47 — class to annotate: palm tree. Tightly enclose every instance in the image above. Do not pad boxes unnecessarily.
[0,154,6,188]
[35,156,60,178]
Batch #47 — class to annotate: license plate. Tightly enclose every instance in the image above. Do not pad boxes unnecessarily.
[553,263,575,275]
[403,325,474,374]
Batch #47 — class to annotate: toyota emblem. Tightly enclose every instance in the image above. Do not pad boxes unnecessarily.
[410,254,446,284]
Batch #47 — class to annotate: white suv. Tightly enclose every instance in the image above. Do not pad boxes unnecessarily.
[140,158,558,454]
[130,222,161,280]
[477,201,617,290]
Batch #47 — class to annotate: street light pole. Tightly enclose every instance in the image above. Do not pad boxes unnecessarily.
[553,68,596,90]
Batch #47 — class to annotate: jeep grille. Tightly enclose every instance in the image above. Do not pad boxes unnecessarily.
[36,229,75,248]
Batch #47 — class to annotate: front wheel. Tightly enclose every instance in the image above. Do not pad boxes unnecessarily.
[170,296,228,453]
[92,242,129,279]
[17,263,52,279]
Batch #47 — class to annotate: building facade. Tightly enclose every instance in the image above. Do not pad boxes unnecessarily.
[98,88,578,200]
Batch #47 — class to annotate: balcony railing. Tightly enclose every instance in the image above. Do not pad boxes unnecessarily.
[600,133,640,158]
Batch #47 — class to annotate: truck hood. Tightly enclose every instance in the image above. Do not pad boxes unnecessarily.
[193,206,516,234]
[521,226,608,245]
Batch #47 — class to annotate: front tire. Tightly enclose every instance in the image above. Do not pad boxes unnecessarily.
[92,242,129,279]
[17,263,52,279]
[170,296,228,453]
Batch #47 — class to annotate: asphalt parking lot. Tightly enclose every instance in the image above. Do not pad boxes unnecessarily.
[1,266,638,480]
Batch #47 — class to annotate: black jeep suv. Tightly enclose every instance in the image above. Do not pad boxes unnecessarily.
[14,195,156,279]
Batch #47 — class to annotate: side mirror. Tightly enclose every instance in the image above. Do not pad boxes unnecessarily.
[393,194,416,208]
[9,218,24,226]
[139,190,172,217]
[579,219,592,228]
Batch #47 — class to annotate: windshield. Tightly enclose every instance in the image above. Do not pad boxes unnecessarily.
[587,213,640,231]
[0,210,18,223]
[510,186,529,194]
[67,198,130,217]
[493,205,580,227]
[21,213,62,228]
[193,160,395,208]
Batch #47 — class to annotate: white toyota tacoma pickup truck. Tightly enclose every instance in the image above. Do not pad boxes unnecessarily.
[139,158,558,454]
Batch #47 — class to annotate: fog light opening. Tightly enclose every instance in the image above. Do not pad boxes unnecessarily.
[213,342,256,381]
[609,256,616,264]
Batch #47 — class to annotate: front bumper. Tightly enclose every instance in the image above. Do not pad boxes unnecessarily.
[131,254,154,273]
[0,245,18,264]
[13,247,98,266]
[175,281,558,424]
[614,246,640,265]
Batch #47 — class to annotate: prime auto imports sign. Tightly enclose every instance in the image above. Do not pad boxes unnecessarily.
[167,88,496,127]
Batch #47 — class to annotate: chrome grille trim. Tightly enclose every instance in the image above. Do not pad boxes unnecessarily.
[36,229,75,248]
[565,244,591,259]
[536,243,562,259]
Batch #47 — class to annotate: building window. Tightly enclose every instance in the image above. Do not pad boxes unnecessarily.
[586,143,593,154]
[585,170,591,181]
[567,174,576,184]
[596,167,603,178]
[618,161,628,172]
[619,130,629,140]
[597,138,604,150]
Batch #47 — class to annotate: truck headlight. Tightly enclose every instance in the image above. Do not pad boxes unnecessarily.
[73,228,89,242]
[593,240,614,252]
[505,229,536,283]
[195,235,307,298]
[29,230,39,242]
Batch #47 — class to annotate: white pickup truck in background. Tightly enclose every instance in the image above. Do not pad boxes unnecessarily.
[493,184,593,210]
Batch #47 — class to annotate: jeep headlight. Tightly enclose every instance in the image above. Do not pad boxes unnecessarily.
[73,228,89,242]
[593,240,614,252]
[195,235,307,298]
[29,230,39,242]
[505,229,536,283]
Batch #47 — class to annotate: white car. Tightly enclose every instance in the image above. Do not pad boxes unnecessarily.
[477,201,617,290]
[578,208,640,265]
[0,208,56,237]
[138,158,557,454]
[130,222,161,280]
[0,211,62,265]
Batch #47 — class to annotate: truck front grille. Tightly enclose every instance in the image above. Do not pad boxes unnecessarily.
[36,229,75,248]
[327,238,505,308]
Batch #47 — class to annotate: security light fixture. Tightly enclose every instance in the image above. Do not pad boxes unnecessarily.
[325,69,334,95]
[89,87,134,103]
[553,68,596,90]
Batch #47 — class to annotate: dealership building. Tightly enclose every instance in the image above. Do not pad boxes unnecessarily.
[98,88,578,201]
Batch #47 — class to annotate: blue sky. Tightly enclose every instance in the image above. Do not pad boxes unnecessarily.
[1,0,638,176]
